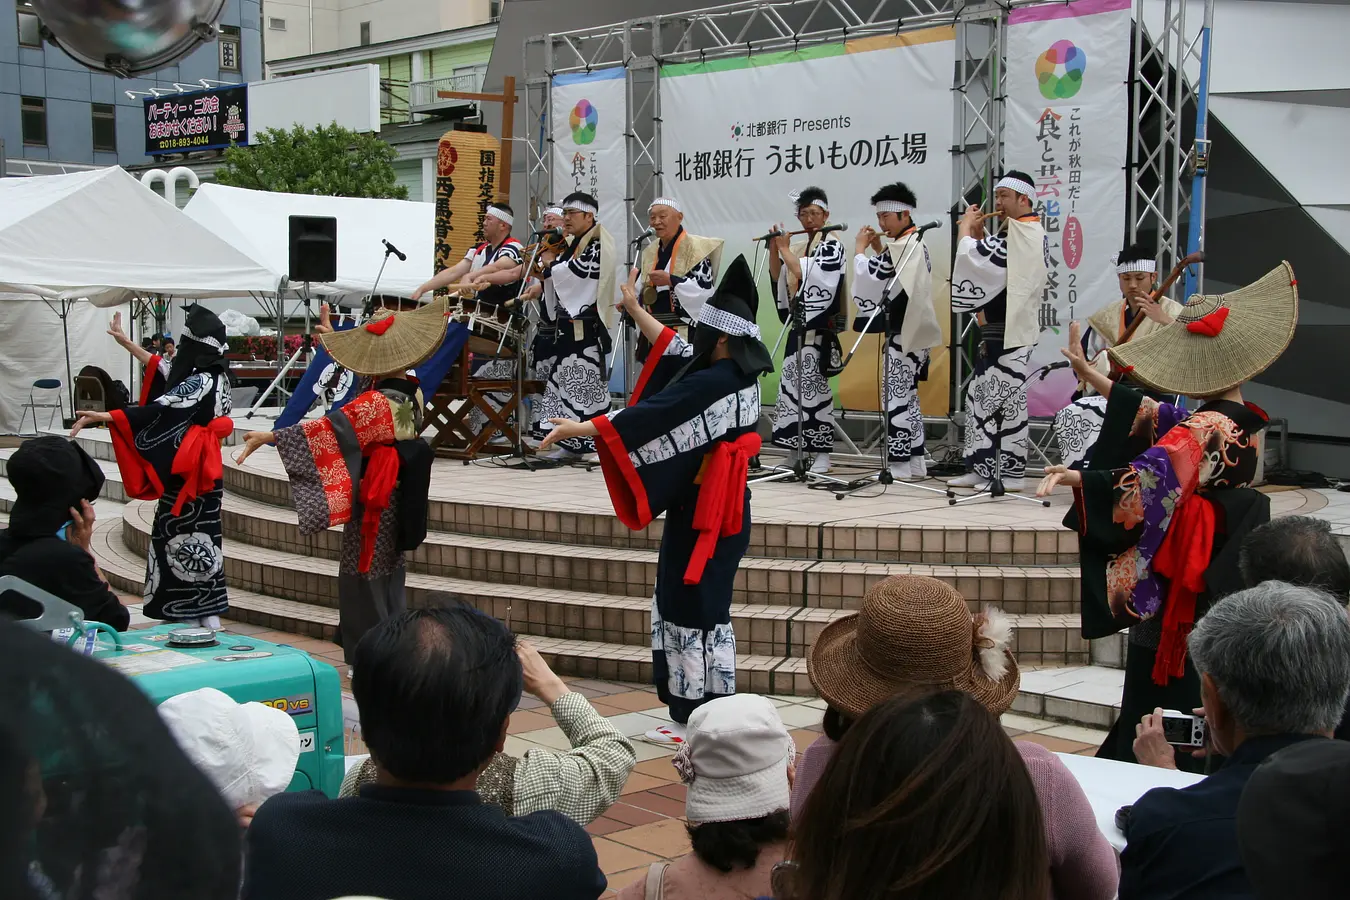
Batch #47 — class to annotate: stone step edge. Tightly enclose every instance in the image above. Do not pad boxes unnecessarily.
[119,507,1087,629]
[206,495,1081,578]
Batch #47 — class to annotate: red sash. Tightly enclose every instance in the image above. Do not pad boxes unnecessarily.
[683,433,762,585]
[169,417,234,515]
[357,445,401,574]
[1151,493,1217,685]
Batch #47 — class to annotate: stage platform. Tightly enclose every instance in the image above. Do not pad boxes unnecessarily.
[20,428,1342,722]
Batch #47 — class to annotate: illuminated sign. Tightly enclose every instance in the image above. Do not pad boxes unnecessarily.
[144,84,248,155]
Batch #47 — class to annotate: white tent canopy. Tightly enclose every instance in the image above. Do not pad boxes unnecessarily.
[0,168,282,307]
[182,183,435,301]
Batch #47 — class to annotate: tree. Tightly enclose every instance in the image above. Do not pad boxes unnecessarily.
[214,123,409,199]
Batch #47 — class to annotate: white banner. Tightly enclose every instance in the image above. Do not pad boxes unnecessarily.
[551,68,627,237]
[1005,0,1131,415]
[659,31,956,412]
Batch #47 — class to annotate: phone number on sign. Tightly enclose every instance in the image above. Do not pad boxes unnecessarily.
[150,135,216,150]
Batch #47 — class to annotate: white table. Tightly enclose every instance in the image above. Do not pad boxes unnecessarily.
[1055,752,1205,850]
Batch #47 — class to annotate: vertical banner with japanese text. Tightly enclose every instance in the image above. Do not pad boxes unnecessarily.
[1004,0,1131,415]
[659,30,956,411]
[550,68,627,236]
[435,129,501,273]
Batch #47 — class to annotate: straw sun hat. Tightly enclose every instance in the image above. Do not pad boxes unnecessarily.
[807,575,1019,720]
[1108,261,1298,398]
[319,297,449,377]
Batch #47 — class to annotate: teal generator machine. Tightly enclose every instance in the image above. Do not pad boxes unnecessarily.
[13,576,345,798]
[90,624,346,797]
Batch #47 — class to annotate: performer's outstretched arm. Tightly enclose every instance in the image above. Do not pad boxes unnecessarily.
[411,258,473,301]
[1064,321,1114,399]
[618,279,665,344]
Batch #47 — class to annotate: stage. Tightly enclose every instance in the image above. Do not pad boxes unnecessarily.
[19,425,1338,726]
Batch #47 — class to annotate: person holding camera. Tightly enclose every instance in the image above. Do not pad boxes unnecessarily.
[1117,582,1350,900]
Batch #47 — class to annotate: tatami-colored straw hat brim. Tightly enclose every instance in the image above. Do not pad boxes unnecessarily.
[807,575,1019,720]
[320,297,449,377]
[1108,261,1298,398]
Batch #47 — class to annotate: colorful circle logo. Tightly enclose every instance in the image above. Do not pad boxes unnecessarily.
[1035,40,1087,100]
[570,99,598,145]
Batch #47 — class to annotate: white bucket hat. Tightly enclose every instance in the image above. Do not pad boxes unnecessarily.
[673,694,794,824]
[158,687,301,809]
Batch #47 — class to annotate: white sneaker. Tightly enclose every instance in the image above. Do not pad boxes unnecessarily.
[542,447,578,461]
[810,453,832,474]
[888,461,911,481]
[946,471,986,488]
[911,455,929,478]
[1002,477,1026,493]
[642,723,688,745]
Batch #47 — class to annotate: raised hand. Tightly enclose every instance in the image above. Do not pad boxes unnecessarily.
[66,499,97,553]
[107,312,128,343]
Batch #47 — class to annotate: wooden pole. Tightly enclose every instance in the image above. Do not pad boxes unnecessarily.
[436,74,517,203]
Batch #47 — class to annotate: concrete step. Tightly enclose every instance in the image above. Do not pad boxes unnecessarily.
[0,447,128,502]
[214,491,1080,615]
[1010,665,1125,731]
[91,518,809,695]
[120,500,1091,665]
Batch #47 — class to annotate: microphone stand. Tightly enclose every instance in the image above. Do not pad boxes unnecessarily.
[610,231,654,400]
[946,366,1051,508]
[833,229,948,501]
[489,238,548,471]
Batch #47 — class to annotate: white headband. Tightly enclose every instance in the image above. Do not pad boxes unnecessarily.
[563,200,598,216]
[788,189,828,214]
[995,176,1035,198]
[486,206,513,227]
[874,201,914,214]
[697,303,762,340]
[1113,256,1158,275]
[544,206,563,218]
[649,197,682,213]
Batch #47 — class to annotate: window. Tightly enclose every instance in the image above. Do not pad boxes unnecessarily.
[489,0,501,21]
[92,103,116,152]
[268,16,285,30]
[21,96,45,146]
[16,0,41,47]
[219,24,240,72]
[359,21,370,45]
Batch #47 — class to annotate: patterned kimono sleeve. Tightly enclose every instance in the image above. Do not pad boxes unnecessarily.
[951,234,1008,314]
[593,364,755,531]
[495,242,524,266]
[797,238,845,326]
[273,390,396,535]
[671,255,716,321]
[851,250,896,330]
[550,240,601,318]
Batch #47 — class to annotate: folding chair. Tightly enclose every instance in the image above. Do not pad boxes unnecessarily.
[19,378,64,435]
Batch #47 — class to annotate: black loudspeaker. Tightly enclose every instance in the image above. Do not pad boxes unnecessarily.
[288,215,338,283]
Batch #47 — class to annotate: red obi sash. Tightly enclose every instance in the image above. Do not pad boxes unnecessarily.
[1151,493,1217,685]
[684,432,762,585]
[170,417,234,515]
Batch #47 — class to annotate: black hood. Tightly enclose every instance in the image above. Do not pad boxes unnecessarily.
[6,436,104,538]
[683,255,774,380]
[167,304,227,389]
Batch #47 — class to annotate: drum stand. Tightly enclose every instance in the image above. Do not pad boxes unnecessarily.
[833,235,947,501]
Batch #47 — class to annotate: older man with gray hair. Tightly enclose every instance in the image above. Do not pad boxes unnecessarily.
[1118,581,1350,900]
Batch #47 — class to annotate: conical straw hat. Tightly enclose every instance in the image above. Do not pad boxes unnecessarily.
[1108,261,1298,398]
[320,298,448,376]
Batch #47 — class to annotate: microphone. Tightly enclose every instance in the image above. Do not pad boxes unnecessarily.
[1038,360,1072,381]
[382,239,406,261]
[821,222,848,234]
[916,220,941,234]
[533,227,563,239]
[753,228,785,243]
[631,228,655,245]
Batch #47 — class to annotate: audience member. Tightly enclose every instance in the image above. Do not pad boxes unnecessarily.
[619,695,792,900]
[791,575,1117,900]
[242,603,605,900]
[340,640,636,824]
[0,622,241,899]
[787,690,1049,900]
[1118,582,1350,900]
[1134,515,1350,767]
[159,687,301,829]
[0,436,129,631]
[1238,515,1350,601]
[1236,737,1350,899]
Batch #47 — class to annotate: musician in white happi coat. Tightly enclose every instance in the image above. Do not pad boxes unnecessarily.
[767,186,848,475]
[851,182,944,482]
[632,197,723,359]
[949,171,1049,491]
[524,204,567,434]
[1053,242,1183,470]
[535,191,617,460]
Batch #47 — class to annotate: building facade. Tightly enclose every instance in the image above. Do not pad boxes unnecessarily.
[261,0,499,62]
[1,0,263,173]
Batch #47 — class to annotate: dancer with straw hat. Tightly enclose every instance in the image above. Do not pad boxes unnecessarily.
[235,301,445,668]
[1037,262,1298,768]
